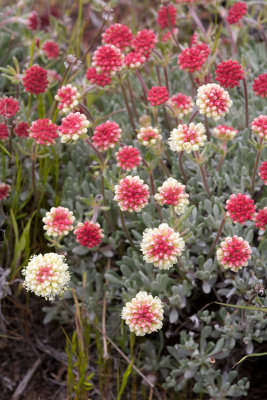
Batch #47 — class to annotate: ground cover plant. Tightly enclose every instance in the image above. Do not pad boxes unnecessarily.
[0,0,267,399]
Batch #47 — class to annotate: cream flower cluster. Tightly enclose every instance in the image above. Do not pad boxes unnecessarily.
[196,83,232,120]
[168,122,207,153]
[154,177,189,215]
[121,291,164,336]
[23,253,70,300]
[137,126,162,146]
[55,84,81,114]
[216,236,252,272]
[213,125,238,141]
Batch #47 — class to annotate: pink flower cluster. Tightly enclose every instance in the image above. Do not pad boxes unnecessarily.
[74,221,104,248]
[259,161,267,185]
[23,65,48,95]
[30,119,58,145]
[227,2,247,24]
[157,4,177,29]
[253,74,267,98]
[225,193,256,224]
[215,60,244,88]
[178,43,210,73]
[147,86,169,106]
[116,146,141,171]
[0,97,19,118]
[92,121,122,152]
[114,176,149,212]
[251,115,267,140]
[255,208,267,231]
[216,236,251,272]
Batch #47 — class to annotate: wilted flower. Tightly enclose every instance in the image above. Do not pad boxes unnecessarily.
[58,112,90,143]
[92,120,121,151]
[43,207,75,237]
[169,122,207,153]
[216,236,251,272]
[55,84,81,114]
[251,115,267,141]
[30,119,58,145]
[225,193,256,224]
[22,65,48,95]
[74,221,104,248]
[114,176,149,212]
[196,83,232,120]
[154,178,189,215]
[213,125,238,141]
[115,146,141,171]
[64,54,81,69]
[215,59,244,88]
[253,74,267,98]
[137,126,162,146]
[0,96,20,118]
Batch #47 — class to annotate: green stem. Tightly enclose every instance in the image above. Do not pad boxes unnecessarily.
[76,0,83,58]
[29,35,35,67]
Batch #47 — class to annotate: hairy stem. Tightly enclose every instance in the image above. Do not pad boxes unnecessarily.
[207,214,226,257]
[119,80,136,132]
[119,209,137,250]
[195,152,211,197]
[179,151,188,182]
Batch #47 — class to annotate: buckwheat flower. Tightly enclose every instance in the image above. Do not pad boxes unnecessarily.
[255,208,267,231]
[23,253,70,300]
[132,29,157,59]
[0,97,19,118]
[259,161,267,185]
[42,40,59,59]
[190,32,199,47]
[225,193,256,224]
[86,67,111,87]
[253,74,267,98]
[22,65,48,95]
[64,54,81,69]
[43,206,75,237]
[216,236,251,272]
[168,93,194,119]
[147,86,169,106]
[157,4,177,29]
[27,11,39,31]
[58,112,90,143]
[115,146,141,171]
[169,122,207,153]
[227,2,247,25]
[124,52,146,69]
[213,125,238,141]
[30,119,58,145]
[92,120,121,152]
[0,123,10,140]
[0,183,10,201]
[121,291,164,336]
[215,60,244,88]
[14,121,30,138]
[196,83,232,120]
[55,84,81,114]
[155,178,189,215]
[141,223,185,269]
[92,45,124,74]
[102,23,133,50]
[178,44,210,73]
[251,115,267,140]
[114,176,149,212]
[137,126,162,146]
[74,221,104,248]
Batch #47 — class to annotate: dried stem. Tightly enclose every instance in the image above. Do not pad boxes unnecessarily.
[242,78,249,128]
[31,143,37,198]
[207,214,226,258]
[142,159,162,221]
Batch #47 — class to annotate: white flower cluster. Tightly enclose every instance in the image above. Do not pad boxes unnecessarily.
[196,83,232,120]
[154,177,189,215]
[168,122,207,153]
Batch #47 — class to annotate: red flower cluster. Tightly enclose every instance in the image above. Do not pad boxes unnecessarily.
[0,96,19,118]
[178,43,210,73]
[42,40,59,59]
[0,123,9,140]
[116,146,141,171]
[132,29,157,59]
[74,221,104,248]
[157,4,177,29]
[27,11,39,31]
[124,52,146,69]
[114,176,150,212]
[215,59,244,88]
[102,23,133,50]
[225,193,256,224]
[227,2,247,24]
[259,161,267,185]
[253,74,267,98]
[86,67,111,87]
[147,86,169,106]
[255,208,267,231]
[29,119,58,145]
[22,65,48,95]
[92,45,124,74]
[0,183,10,201]
[92,120,122,152]
[14,121,30,138]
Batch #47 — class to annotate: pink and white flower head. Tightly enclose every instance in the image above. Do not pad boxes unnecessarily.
[0,97,19,118]
[253,74,267,98]
[147,86,169,106]
[137,126,162,146]
[42,40,59,59]
[196,83,232,120]
[154,178,189,215]
[92,45,124,75]
[141,223,185,269]
[121,291,164,336]
[216,236,251,272]
[114,176,149,212]
[92,121,122,152]
[0,183,10,201]
[102,23,133,51]
[115,146,141,171]
[213,125,238,141]
[30,119,58,145]
[43,207,75,237]
[0,123,10,140]
[86,67,111,87]
[169,122,207,153]
[58,112,90,143]
[259,161,267,185]
[251,115,267,141]
[132,29,157,59]
[225,193,256,224]
[55,84,81,114]
[23,253,70,300]
[168,93,194,119]
[255,208,267,231]
[74,221,104,248]
[124,52,146,69]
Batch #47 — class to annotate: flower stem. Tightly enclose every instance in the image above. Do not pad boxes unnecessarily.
[195,152,211,197]
[31,142,37,198]
[119,80,136,132]
[119,209,137,251]
[251,138,264,196]
[135,70,148,105]
[204,116,210,141]
[243,78,249,128]
[179,151,188,182]
[188,109,199,124]
[126,77,138,120]
[207,214,226,258]
[142,158,162,221]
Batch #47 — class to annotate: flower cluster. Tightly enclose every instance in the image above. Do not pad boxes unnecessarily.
[0,123,9,140]
[0,96,19,118]
[147,86,169,106]
[196,83,232,120]
[168,93,194,119]
[30,119,58,145]
[74,221,104,248]
[23,65,48,95]
[178,43,210,73]
[23,253,70,300]
[227,2,247,24]
[132,29,157,59]
[42,40,59,59]
[251,115,267,140]
[154,178,189,215]
[124,52,146,69]
[92,45,124,74]
[55,84,81,113]
[213,125,238,141]
[259,161,267,185]
[14,121,29,138]
[169,122,207,153]
[255,208,267,231]
[141,223,185,269]
[114,176,149,212]
[58,112,90,143]
[43,207,75,237]
[137,126,162,146]
[86,67,111,87]
[27,11,39,31]
[216,236,252,272]
[0,183,10,201]
[253,74,267,98]
[157,4,177,29]
[116,146,141,171]
[92,120,122,151]
[215,59,244,88]
[225,193,256,224]
[102,23,133,50]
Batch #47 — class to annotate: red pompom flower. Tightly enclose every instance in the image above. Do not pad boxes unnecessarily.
[102,23,133,50]
[42,40,60,59]
[29,119,58,145]
[178,43,210,73]
[86,67,111,87]
[215,59,244,88]
[92,120,122,152]
[27,11,39,31]
[22,65,48,95]
[0,96,20,118]
[216,235,251,272]
[74,221,104,248]
[0,123,9,140]
[251,115,267,141]
[227,2,247,24]
[92,45,124,74]
[114,176,150,212]
[225,193,256,224]
[116,146,141,171]
[253,74,267,98]
[157,4,177,29]
[147,86,169,106]
[0,183,10,201]
[255,208,267,231]
[14,121,30,138]
[132,29,157,59]
[259,161,267,185]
